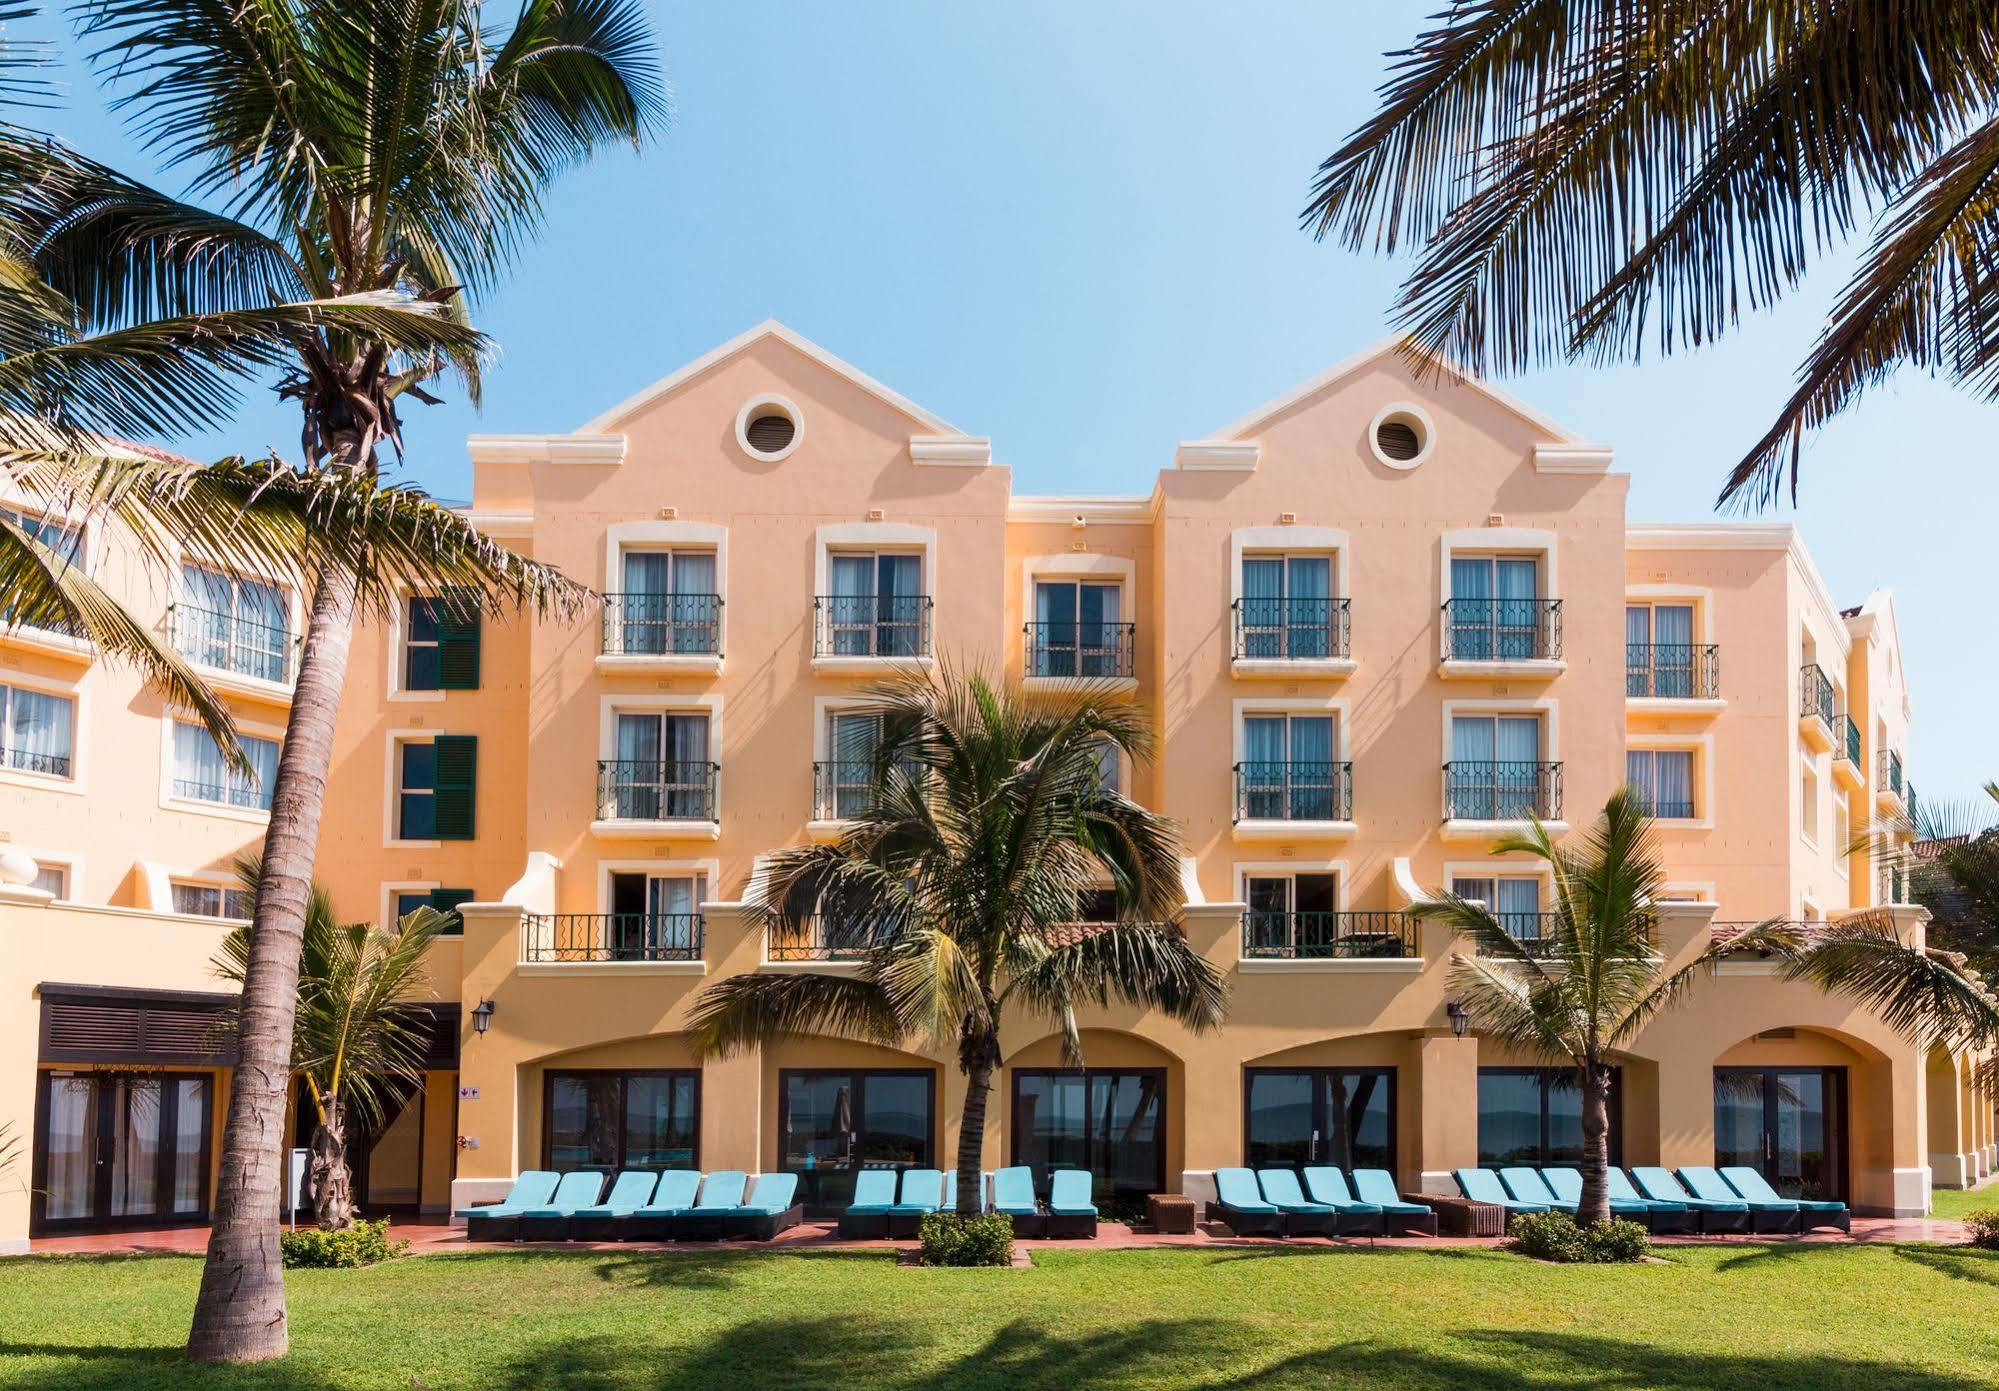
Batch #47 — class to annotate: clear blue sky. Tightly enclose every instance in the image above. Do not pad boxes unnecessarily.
[33,2,1995,808]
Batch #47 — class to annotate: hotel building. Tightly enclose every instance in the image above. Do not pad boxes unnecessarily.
[1,322,1980,1249]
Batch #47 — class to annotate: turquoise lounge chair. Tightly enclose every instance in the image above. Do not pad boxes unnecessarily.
[1210,1166,1284,1236]
[1629,1166,1750,1233]
[676,1170,748,1240]
[624,1168,702,1240]
[721,1172,804,1240]
[517,1170,609,1241]
[990,1165,1045,1237]
[1541,1167,1687,1233]
[1455,1167,1550,1213]
[1719,1166,1850,1233]
[884,1168,945,1238]
[1300,1167,1387,1236]
[838,1169,902,1239]
[1255,1168,1339,1238]
[458,1170,560,1242]
[1045,1170,1099,1239]
[1349,1169,1438,1236]
[566,1170,658,1242]
[1679,1166,1800,1234]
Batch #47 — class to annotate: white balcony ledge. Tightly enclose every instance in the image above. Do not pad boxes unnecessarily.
[1442,818,1568,842]
[594,653,723,677]
[1232,819,1358,843]
[0,625,93,663]
[810,654,936,677]
[1438,658,1566,681]
[588,818,721,842]
[193,665,296,707]
[1625,696,1726,719]
[1231,657,1357,681]
[1236,957,1424,974]
[757,958,865,974]
[1832,758,1866,793]
[515,960,707,977]
[1875,786,1908,815]
[805,818,853,843]
[1797,712,1835,754]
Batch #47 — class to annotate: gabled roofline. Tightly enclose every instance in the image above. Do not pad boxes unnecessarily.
[1196,334,1593,449]
[577,319,969,436]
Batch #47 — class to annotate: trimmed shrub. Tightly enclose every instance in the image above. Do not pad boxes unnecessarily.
[1966,1209,1999,1250]
[279,1217,409,1269]
[916,1211,1015,1267]
[1509,1209,1650,1264]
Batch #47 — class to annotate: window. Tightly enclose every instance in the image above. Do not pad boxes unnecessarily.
[603,871,705,958]
[403,594,480,691]
[1071,886,1119,923]
[1625,603,1699,697]
[1087,737,1121,799]
[1239,713,1342,820]
[736,396,802,461]
[31,861,68,899]
[395,736,476,841]
[1447,714,1546,819]
[1627,748,1695,819]
[1800,749,1819,845]
[1452,875,1545,946]
[606,712,712,820]
[395,887,475,935]
[2,506,83,633]
[178,564,290,682]
[1,682,74,778]
[614,550,719,655]
[1245,1068,1395,1174]
[1447,555,1544,660]
[171,722,279,810]
[820,712,884,819]
[778,1068,935,1216]
[821,552,926,658]
[1239,554,1339,659]
[172,882,251,919]
[1030,580,1128,677]
[1243,872,1340,956]
[545,1070,699,1174]
[1478,1068,1621,1169]
[1012,1068,1165,1208]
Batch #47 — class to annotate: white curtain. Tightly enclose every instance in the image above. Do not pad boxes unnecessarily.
[5,684,73,773]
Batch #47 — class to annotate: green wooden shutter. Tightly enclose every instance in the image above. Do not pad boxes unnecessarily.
[432,735,478,840]
[437,594,481,690]
[428,887,475,935]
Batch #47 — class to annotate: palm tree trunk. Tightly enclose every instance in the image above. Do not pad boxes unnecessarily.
[954,1033,999,1219]
[309,1100,353,1231]
[1577,1060,1613,1228]
[186,559,361,1363]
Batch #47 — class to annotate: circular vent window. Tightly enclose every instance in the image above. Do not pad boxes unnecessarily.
[1367,404,1434,470]
[735,395,803,461]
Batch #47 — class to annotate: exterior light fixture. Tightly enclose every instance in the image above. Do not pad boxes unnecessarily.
[471,998,496,1036]
[1445,1001,1470,1039]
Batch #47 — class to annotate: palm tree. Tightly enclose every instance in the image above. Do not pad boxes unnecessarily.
[214,858,445,1230]
[1306,5,1999,506]
[1414,787,1800,1226]
[35,1,665,1359]
[686,670,1229,1219]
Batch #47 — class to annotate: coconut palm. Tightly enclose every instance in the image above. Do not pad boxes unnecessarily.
[1414,787,1801,1226]
[36,0,664,1359]
[1306,3,1999,506]
[213,858,446,1230]
[687,669,1228,1219]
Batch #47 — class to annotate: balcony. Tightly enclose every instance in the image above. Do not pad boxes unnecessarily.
[0,604,90,663]
[812,594,933,671]
[1023,620,1136,690]
[1232,760,1355,840]
[1442,761,1565,837]
[1240,909,1416,962]
[1477,913,1657,960]
[598,593,722,673]
[1797,663,1837,753]
[1833,716,1864,790]
[1876,749,1907,814]
[764,916,880,966]
[1439,598,1564,678]
[1625,643,1720,707]
[168,603,297,697]
[1231,597,1354,678]
[589,759,719,839]
[521,912,704,965]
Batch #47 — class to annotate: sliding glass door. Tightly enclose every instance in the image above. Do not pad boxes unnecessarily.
[1243,1068,1395,1174]
[32,1071,213,1232]
[1714,1067,1847,1201]
[1011,1068,1165,1208]
[778,1069,936,1216]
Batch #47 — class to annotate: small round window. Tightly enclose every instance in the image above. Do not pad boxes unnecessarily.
[1368,403,1434,470]
[735,395,803,461]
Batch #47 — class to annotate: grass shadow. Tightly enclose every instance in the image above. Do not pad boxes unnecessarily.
[1892,1243,1999,1286]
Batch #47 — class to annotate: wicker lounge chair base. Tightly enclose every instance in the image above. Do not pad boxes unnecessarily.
[1695,1207,1752,1235]
[837,1211,891,1239]
[463,1213,523,1242]
[1277,1210,1341,1238]
[1209,1202,1286,1237]
[516,1214,574,1242]
[566,1213,627,1242]
[1001,1212,1046,1239]
[1043,1211,1098,1239]
[723,1203,804,1241]
[1381,1207,1439,1237]
[1419,1194,1505,1237]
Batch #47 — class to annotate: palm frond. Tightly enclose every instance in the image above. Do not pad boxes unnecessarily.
[684,972,904,1060]
[1784,912,1999,1052]
[1609,917,1804,1048]
[1001,920,1227,1037]
[1443,949,1572,1060]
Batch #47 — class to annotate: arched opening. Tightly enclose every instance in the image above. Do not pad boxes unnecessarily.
[520,1033,704,1181]
[1239,1032,1421,1185]
[762,1036,943,1218]
[1927,1047,1970,1189]
[1712,1025,1889,1204]
[1003,1029,1183,1216]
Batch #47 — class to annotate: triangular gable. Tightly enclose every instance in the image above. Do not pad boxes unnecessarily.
[577,320,967,436]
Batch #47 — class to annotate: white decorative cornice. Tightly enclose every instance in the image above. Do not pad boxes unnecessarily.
[1173,441,1259,471]
[1008,493,1158,526]
[909,435,993,467]
[466,434,626,467]
[458,509,533,539]
[1533,442,1614,474]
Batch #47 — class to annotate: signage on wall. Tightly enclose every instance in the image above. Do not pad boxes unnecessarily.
[458,1084,480,1101]
[457,1135,480,1150]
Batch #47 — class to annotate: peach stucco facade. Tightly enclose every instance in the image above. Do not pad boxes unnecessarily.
[1,322,1981,1251]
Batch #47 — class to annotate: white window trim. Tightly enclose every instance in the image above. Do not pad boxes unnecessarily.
[1438,527,1565,678]
[1020,553,1137,692]
[0,668,86,796]
[0,494,99,661]
[1657,880,1717,904]
[736,393,804,462]
[1231,696,1354,841]
[166,870,253,921]
[158,710,282,825]
[809,695,875,837]
[1624,586,1725,713]
[1229,526,1356,678]
[386,587,447,703]
[383,728,442,849]
[1798,741,1822,851]
[600,520,729,674]
[1625,732,1715,830]
[1235,858,1349,909]
[812,523,938,673]
[174,559,304,671]
[382,880,441,928]
[591,693,724,839]
[1234,856,1422,974]
[1833,801,1851,879]
[15,846,81,902]
[1443,859,1556,903]
[1440,698,1565,839]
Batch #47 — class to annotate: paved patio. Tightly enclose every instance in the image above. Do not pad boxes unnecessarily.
[24,1213,1970,1257]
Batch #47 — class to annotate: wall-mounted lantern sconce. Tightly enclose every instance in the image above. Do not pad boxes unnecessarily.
[1445,1001,1470,1039]
[471,998,496,1037]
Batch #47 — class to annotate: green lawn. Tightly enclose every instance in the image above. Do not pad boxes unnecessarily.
[1928,1183,1998,1223]
[4,1244,1998,1391]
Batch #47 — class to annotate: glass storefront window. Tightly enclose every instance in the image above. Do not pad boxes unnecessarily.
[1477,1067,1620,1169]
[545,1071,698,1174]
[778,1069,937,1216]
[1244,1068,1394,1173]
[1011,1069,1166,1206]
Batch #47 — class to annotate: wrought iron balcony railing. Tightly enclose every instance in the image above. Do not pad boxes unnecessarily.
[814,594,932,659]
[766,915,884,962]
[601,592,722,656]
[1799,663,1837,730]
[522,912,703,963]
[1232,597,1351,661]
[1880,749,1904,798]
[168,603,296,684]
[5,747,72,778]
[1635,795,1696,820]
[1625,643,1718,698]
[1024,620,1136,679]
[595,759,719,822]
[1233,760,1353,822]
[170,777,270,810]
[1240,909,1416,959]
[1441,597,1562,662]
[1476,913,1656,958]
[1839,715,1861,768]
[1443,761,1563,821]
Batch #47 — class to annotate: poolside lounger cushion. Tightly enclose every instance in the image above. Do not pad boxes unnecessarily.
[1679,1166,1800,1234]
[1628,1166,1751,1233]
[1497,1167,1563,1206]
[1043,1169,1101,1238]
[990,1165,1046,1237]
[564,1171,658,1241]
[516,1171,611,1241]
[1347,1169,1438,1237]
[720,1172,805,1241]
[1455,1168,1549,1213]
[1539,1167,1682,1232]
[1256,1168,1339,1238]
[693,1170,749,1209]
[1210,1167,1285,1236]
[1719,1166,1849,1229]
[455,1169,560,1218]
